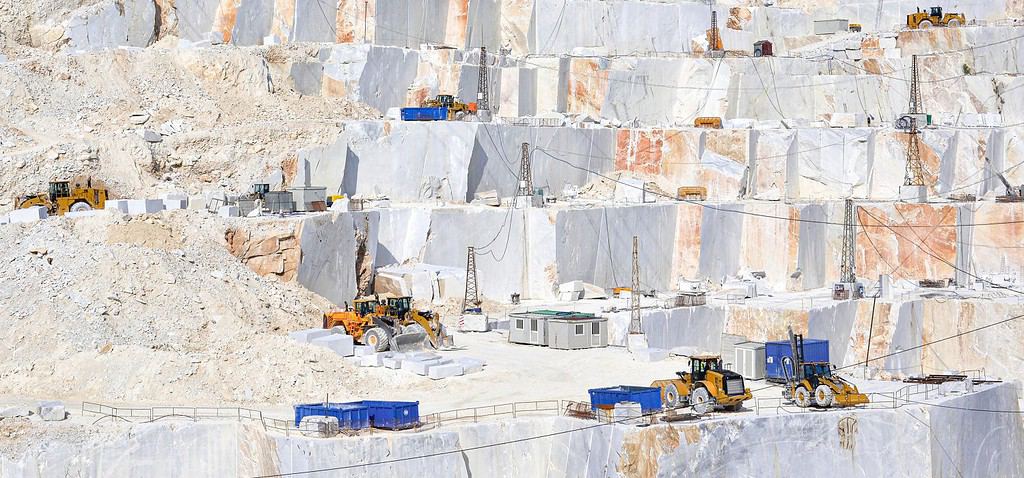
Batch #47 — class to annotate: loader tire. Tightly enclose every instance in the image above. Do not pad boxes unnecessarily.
[918,20,933,29]
[947,19,961,28]
[363,327,391,352]
[690,388,713,415]
[814,385,835,408]
[663,384,681,408]
[794,386,812,408]
[70,201,93,212]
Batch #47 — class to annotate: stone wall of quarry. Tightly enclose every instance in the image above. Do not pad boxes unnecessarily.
[33,3,1024,128]
[261,201,1024,304]
[42,0,1024,53]
[226,211,379,307]
[4,383,1021,477]
[263,39,1024,127]
[293,121,1024,204]
[233,202,1024,383]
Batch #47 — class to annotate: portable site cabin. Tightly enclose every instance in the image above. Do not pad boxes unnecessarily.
[508,310,608,349]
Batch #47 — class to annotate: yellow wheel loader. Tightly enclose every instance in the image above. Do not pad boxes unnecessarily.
[651,355,753,414]
[907,7,966,29]
[423,94,478,121]
[17,179,108,216]
[323,295,453,352]
[782,328,869,408]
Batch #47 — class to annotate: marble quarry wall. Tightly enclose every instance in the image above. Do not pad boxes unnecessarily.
[296,120,1024,204]
[262,201,1024,304]
[221,197,1024,311]
[48,0,1024,52]
[227,212,379,307]
[269,39,1024,127]
[5,383,1021,477]
[630,382,1023,477]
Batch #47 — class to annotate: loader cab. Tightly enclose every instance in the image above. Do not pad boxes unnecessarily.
[689,355,723,381]
[435,95,455,107]
[49,181,71,202]
[804,362,833,378]
[387,296,412,317]
[930,7,942,18]
[353,299,380,317]
[802,362,834,388]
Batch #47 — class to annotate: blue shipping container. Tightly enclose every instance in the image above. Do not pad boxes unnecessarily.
[764,339,829,381]
[400,107,448,121]
[293,403,370,429]
[588,386,662,412]
[345,400,420,430]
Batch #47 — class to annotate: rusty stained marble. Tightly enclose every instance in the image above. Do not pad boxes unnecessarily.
[855,59,889,75]
[855,204,957,281]
[856,204,956,281]
[739,202,796,283]
[225,225,302,280]
[845,300,895,369]
[787,208,801,280]
[700,129,748,199]
[658,129,703,185]
[726,7,752,30]
[322,76,349,97]
[500,0,532,54]
[154,0,179,39]
[334,0,357,43]
[443,0,469,48]
[618,425,685,478]
[921,300,1024,379]
[270,0,296,42]
[724,307,810,342]
[212,0,240,43]
[618,419,752,477]
[671,203,703,282]
[614,129,668,176]
[566,58,608,119]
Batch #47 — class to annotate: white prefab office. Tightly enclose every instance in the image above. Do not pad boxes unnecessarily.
[508,311,608,349]
[548,317,608,350]
[735,341,766,380]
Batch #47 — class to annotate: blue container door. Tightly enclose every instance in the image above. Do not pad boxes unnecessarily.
[765,342,788,379]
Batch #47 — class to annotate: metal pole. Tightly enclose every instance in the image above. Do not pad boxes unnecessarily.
[363,1,368,43]
[864,293,878,378]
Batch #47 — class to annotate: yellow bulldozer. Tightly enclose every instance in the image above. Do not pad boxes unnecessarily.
[322,295,453,352]
[907,7,966,29]
[423,94,478,121]
[651,354,753,414]
[782,328,869,408]
[17,179,108,215]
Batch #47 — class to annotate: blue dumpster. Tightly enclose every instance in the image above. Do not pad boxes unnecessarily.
[400,107,448,121]
[293,402,370,429]
[588,386,662,412]
[765,339,829,382]
[348,400,420,430]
